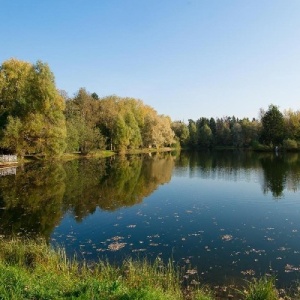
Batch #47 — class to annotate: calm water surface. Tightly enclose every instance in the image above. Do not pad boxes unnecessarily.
[1,151,300,287]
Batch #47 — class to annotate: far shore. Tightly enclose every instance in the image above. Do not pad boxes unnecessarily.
[2,145,299,166]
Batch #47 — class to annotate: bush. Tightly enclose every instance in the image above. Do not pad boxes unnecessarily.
[251,140,272,151]
[283,139,298,150]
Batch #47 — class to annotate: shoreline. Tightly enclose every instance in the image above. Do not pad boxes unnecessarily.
[0,238,296,300]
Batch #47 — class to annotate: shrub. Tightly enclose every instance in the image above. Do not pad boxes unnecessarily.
[283,139,298,150]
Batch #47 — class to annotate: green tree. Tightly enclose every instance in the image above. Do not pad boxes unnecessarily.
[261,104,284,146]
[65,88,105,154]
[91,92,99,100]
[198,124,213,148]
[240,118,261,147]
[232,123,243,147]
[114,115,130,152]
[188,119,198,147]
[171,121,189,147]
[124,111,142,149]
[215,118,232,146]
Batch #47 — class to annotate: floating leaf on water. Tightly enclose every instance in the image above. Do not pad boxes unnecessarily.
[108,242,126,251]
[241,269,255,276]
[285,264,300,272]
[132,249,146,252]
[221,234,233,241]
[250,248,265,254]
[111,236,124,241]
[278,247,290,251]
[186,269,197,275]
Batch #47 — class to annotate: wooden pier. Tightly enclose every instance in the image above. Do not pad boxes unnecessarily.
[0,155,18,167]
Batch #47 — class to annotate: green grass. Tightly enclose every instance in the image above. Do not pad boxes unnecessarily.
[239,277,279,300]
[83,150,116,158]
[0,238,211,300]
[123,147,174,154]
[1,238,295,299]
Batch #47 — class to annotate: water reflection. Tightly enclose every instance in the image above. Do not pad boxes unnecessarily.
[176,151,300,197]
[0,153,175,238]
[0,163,65,238]
[260,153,300,197]
[1,152,300,239]
[1,151,300,287]
[63,154,175,219]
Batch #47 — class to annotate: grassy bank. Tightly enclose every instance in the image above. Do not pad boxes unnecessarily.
[61,150,115,160]
[119,147,176,155]
[0,238,295,299]
[0,239,211,300]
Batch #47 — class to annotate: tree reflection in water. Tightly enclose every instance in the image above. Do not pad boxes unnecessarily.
[0,162,66,238]
[0,153,176,239]
[260,153,300,198]
[1,151,300,240]
[63,153,175,220]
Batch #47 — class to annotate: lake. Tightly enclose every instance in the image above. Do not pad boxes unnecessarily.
[1,151,300,288]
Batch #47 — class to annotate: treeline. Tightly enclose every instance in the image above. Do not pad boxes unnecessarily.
[1,58,300,157]
[64,88,174,154]
[0,154,175,238]
[172,105,300,150]
[0,59,174,157]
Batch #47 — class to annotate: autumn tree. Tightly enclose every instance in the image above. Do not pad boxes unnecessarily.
[240,118,261,147]
[0,59,66,157]
[96,96,174,150]
[284,109,300,141]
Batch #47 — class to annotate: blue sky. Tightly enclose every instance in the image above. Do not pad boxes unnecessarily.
[1,0,300,121]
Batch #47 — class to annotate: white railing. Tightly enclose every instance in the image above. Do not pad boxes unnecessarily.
[0,155,18,163]
[0,167,17,176]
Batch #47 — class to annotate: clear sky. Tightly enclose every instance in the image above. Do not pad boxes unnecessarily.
[1,0,300,121]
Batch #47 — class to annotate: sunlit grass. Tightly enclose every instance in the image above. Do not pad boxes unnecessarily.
[1,238,294,299]
[239,277,279,300]
[61,150,115,160]
[0,238,212,300]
